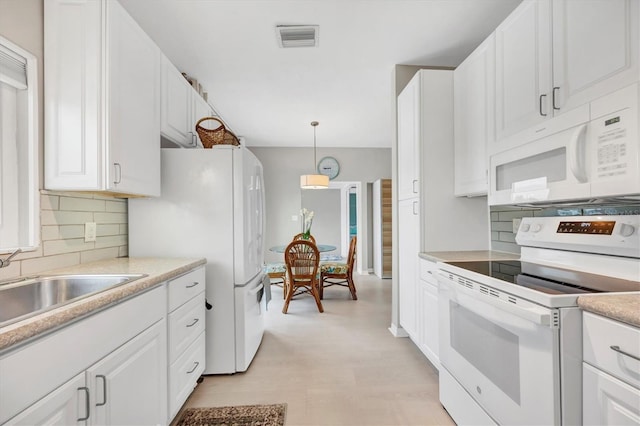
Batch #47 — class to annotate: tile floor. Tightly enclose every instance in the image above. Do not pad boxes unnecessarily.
[181,273,455,425]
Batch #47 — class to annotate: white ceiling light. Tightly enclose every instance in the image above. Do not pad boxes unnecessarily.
[300,121,329,189]
[276,25,319,48]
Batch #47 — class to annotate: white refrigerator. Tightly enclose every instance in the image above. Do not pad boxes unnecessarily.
[129,146,266,374]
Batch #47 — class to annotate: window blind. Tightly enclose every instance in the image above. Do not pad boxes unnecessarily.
[0,44,27,89]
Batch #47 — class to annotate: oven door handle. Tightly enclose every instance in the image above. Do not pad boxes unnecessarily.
[438,272,553,327]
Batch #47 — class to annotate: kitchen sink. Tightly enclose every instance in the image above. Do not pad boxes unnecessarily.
[0,274,147,328]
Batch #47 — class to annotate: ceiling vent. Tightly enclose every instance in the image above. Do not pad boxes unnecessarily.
[276,25,319,48]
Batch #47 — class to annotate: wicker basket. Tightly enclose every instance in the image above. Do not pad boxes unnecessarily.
[195,117,240,148]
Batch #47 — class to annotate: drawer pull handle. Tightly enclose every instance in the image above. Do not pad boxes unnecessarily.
[610,345,640,362]
[186,318,199,327]
[186,282,200,288]
[187,361,200,374]
[78,386,90,421]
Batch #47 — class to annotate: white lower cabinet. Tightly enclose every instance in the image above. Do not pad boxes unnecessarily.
[417,258,439,370]
[167,267,206,420]
[582,311,640,425]
[4,373,86,426]
[87,321,166,425]
[398,198,419,338]
[0,285,167,425]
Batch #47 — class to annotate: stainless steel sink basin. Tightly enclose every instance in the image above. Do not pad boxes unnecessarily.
[0,274,146,327]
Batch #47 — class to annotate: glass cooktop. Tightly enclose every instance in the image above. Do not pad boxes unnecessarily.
[445,260,640,295]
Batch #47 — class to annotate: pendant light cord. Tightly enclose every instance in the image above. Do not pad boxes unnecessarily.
[311,121,319,171]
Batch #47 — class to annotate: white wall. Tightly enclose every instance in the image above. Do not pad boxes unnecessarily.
[249,147,391,273]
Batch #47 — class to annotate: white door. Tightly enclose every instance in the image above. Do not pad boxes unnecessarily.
[234,147,265,285]
[398,198,419,339]
[4,373,86,426]
[495,0,552,142]
[397,75,420,201]
[87,321,167,426]
[107,0,161,196]
[552,0,639,114]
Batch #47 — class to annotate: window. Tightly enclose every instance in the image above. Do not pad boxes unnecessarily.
[0,36,38,252]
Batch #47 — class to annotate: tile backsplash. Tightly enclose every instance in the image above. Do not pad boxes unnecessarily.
[491,203,640,254]
[0,191,128,281]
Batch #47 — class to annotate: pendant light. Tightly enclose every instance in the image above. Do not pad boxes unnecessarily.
[300,121,329,189]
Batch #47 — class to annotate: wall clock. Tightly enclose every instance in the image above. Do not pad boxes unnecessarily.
[317,156,340,180]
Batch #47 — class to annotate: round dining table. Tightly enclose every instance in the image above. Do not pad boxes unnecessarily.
[269,244,336,253]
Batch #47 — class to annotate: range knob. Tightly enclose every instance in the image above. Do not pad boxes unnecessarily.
[531,223,543,233]
[521,223,531,232]
[619,223,636,237]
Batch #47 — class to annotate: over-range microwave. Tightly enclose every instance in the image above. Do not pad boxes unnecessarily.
[489,83,640,205]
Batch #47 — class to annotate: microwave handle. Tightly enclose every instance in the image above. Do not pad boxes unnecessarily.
[568,124,588,183]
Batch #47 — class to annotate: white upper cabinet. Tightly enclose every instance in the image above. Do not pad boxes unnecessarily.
[495,0,552,144]
[494,0,638,151]
[45,0,161,197]
[552,0,639,113]
[161,54,193,147]
[161,54,213,148]
[454,33,496,196]
[397,76,420,201]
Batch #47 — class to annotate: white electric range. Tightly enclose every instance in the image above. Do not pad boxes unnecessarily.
[436,215,640,425]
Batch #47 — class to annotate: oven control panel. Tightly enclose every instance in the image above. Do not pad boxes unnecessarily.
[515,215,639,258]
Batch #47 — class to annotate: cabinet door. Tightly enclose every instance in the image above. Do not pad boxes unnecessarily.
[44,0,103,191]
[161,54,193,146]
[454,34,495,196]
[397,76,420,201]
[87,320,167,426]
[398,198,419,338]
[418,278,440,370]
[495,0,552,142]
[107,0,161,196]
[4,373,86,426]
[552,0,639,114]
[583,363,640,425]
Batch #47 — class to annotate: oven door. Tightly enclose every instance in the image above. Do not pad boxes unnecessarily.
[437,271,561,425]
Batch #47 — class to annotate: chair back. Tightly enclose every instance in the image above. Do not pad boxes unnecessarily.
[347,236,357,271]
[293,232,316,244]
[284,240,320,283]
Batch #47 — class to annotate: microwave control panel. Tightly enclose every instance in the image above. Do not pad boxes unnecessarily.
[593,107,631,179]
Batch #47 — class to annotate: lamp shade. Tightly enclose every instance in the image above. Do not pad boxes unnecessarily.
[300,174,329,189]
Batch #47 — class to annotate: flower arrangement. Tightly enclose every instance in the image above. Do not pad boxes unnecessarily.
[300,208,315,240]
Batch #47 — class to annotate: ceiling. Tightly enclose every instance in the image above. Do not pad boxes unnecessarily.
[119,0,521,148]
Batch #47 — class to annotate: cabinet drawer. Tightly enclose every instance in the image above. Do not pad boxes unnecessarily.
[583,312,640,389]
[169,332,205,420]
[419,258,438,284]
[168,267,205,311]
[169,292,205,363]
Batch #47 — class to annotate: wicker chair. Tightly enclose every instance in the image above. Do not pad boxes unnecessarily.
[282,240,324,314]
[293,233,316,243]
[319,236,357,300]
[264,262,287,298]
